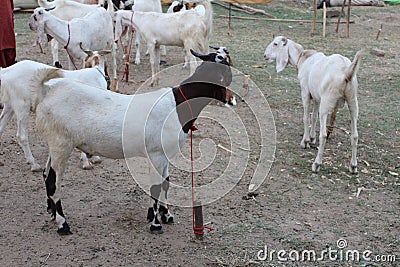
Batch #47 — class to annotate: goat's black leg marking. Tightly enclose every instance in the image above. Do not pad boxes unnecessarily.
[159,177,174,224]
[44,166,72,235]
[45,167,57,219]
[159,205,174,224]
[55,200,72,235]
[54,61,63,69]
[149,199,163,234]
[148,183,163,234]
[147,183,161,222]
[147,206,154,222]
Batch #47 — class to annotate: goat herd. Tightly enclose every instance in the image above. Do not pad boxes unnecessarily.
[0,0,362,235]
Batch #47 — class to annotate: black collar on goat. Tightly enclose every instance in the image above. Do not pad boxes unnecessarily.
[173,48,233,133]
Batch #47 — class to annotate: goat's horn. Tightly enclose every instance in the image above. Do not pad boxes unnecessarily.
[80,42,93,56]
[209,45,220,50]
[190,49,208,59]
[97,50,112,55]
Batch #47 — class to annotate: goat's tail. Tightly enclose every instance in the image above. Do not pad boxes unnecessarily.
[345,50,364,82]
[33,68,62,89]
[30,68,63,111]
[37,0,56,9]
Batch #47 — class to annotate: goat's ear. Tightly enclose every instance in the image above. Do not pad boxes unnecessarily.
[276,43,289,73]
[190,49,210,61]
[281,37,288,46]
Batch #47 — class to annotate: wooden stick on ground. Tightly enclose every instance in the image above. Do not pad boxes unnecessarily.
[336,0,347,33]
[230,3,276,18]
[376,24,383,40]
[346,0,352,38]
[219,15,354,24]
[212,1,275,18]
[311,0,317,35]
[323,1,327,37]
[228,3,232,35]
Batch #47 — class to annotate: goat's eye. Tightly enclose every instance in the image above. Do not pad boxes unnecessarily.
[273,43,277,46]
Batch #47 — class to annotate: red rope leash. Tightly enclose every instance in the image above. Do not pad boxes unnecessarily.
[121,12,135,81]
[64,23,78,70]
[178,87,214,236]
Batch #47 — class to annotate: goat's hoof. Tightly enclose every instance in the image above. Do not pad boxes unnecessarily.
[349,165,358,174]
[150,225,164,235]
[57,222,72,235]
[301,141,310,149]
[310,137,317,145]
[312,162,321,173]
[159,60,167,66]
[54,61,63,69]
[135,59,140,65]
[147,207,154,222]
[82,163,93,170]
[91,156,102,164]
[30,163,42,172]
[161,215,174,224]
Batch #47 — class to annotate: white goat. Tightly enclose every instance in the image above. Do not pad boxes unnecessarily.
[114,9,208,86]
[264,36,362,173]
[0,56,108,172]
[29,4,118,90]
[37,0,106,69]
[34,49,232,235]
[166,0,213,68]
[125,0,166,65]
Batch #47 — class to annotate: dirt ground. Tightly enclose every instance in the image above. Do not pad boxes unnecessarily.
[1,1,399,266]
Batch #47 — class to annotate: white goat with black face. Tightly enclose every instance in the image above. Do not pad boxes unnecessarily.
[34,48,232,235]
[0,55,108,172]
[28,4,118,90]
[264,36,362,174]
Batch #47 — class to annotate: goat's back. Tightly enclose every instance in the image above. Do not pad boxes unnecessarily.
[69,8,114,50]
[133,0,162,12]
[46,0,101,20]
[36,79,180,158]
[0,60,53,104]
[298,52,355,99]
[133,10,207,47]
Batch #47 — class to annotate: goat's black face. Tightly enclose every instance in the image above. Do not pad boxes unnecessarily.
[190,48,231,66]
[186,48,233,104]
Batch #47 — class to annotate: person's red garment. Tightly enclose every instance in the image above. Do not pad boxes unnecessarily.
[0,0,16,67]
